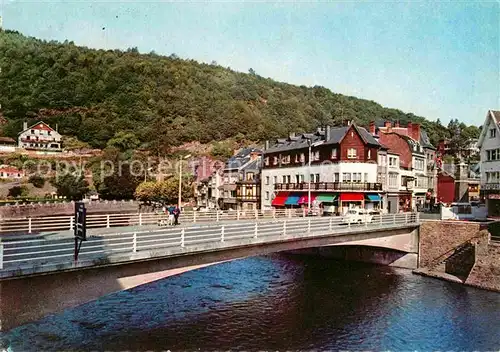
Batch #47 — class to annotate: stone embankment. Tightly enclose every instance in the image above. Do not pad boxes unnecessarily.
[415,220,500,293]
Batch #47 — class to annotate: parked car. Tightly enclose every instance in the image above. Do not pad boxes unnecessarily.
[342,209,379,224]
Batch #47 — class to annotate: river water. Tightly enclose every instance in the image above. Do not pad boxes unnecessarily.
[2,254,500,351]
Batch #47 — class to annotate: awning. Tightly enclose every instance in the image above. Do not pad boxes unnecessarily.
[284,194,301,206]
[339,193,364,202]
[298,193,317,204]
[316,194,338,203]
[271,192,290,206]
[366,194,381,202]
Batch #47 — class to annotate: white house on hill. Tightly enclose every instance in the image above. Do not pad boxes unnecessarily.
[18,121,62,152]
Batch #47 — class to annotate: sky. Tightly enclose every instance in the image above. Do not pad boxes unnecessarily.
[1,0,499,126]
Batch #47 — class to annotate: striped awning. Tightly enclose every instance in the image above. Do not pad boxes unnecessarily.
[272,192,290,206]
[315,194,338,203]
[284,194,301,206]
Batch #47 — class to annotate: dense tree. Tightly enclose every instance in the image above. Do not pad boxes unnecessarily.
[134,177,193,204]
[29,174,46,188]
[50,173,89,200]
[8,185,28,198]
[0,29,480,152]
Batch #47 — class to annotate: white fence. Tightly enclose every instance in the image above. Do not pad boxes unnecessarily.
[0,209,311,234]
[0,213,419,271]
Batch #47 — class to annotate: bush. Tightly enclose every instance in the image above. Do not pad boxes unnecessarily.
[8,186,29,198]
[29,174,46,188]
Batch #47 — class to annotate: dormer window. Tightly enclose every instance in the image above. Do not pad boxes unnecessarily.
[313,151,320,161]
[273,156,278,165]
[300,153,305,162]
[347,148,357,159]
[331,148,337,159]
[367,149,371,159]
[282,155,291,164]
[264,157,269,166]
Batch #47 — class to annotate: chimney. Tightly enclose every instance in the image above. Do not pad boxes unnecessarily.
[23,121,28,131]
[411,124,421,142]
[325,125,331,141]
[369,121,376,135]
[407,122,412,136]
[264,140,269,150]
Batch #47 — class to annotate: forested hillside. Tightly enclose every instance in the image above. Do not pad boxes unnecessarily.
[0,29,466,152]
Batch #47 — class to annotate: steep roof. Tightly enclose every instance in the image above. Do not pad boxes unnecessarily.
[477,109,500,148]
[225,147,262,170]
[18,121,56,134]
[242,158,261,171]
[265,124,380,154]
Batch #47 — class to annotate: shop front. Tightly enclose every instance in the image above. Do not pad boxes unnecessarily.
[398,192,412,212]
[339,193,364,215]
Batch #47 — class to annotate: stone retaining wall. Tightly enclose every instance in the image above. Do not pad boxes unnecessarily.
[0,201,139,218]
[466,244,500,292]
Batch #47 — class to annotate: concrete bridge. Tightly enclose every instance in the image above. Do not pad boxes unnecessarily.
[0,212,419,331]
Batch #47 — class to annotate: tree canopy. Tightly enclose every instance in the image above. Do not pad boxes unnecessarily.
[0,30,479,152]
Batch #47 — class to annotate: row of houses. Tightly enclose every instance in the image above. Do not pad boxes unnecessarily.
[195,120,482,214]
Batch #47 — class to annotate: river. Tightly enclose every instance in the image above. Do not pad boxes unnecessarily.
[1,254,499,351]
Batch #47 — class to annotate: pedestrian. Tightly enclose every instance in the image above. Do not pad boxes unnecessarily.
[173,206,181,225]
[167,204,175,226]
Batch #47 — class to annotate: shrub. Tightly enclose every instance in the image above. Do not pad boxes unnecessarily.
[29,174,46,188]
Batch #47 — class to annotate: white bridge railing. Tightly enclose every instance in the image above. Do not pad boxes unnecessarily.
[0,213,419,273]
[0,208,313,234]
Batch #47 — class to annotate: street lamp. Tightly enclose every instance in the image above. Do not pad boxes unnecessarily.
[178,154,192,209]
[307,139,323,214]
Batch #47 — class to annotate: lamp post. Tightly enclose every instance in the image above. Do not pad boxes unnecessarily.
[307,140,323,214]
[178,154,192,209]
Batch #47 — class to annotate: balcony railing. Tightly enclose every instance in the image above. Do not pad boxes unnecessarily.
[236,195,260,202]
[274,182,382,192]
[483,183,500,191]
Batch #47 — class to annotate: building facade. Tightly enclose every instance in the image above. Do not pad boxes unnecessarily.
[261,123,383,214]
[18,121,62,152]
[220,148,262,211]
[477,110,500,216]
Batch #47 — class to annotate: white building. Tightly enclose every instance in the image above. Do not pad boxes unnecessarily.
[18,121,62,152]
[477,109,500,216]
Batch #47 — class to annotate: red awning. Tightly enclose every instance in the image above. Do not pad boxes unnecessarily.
[272,192,290,206]
[298,193,317,204]
[339,193,364,202]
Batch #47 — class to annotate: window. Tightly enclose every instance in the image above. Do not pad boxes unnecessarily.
[48,131,51,135]
[300,153,305,162]
[264,157,269,166]
[310,174,314,182]
[300,174,305,182]
[287,175,291,183]
[313,151,320,161]
[282,155,291,164]
[265,176,270,185]
[282,175,287,183]
[331,148,337,159]
[490,128,497,138]
[265,191,270,200]
[273,156,278,165]
[315,174,320,182]
[334,173,339,182]
[486,172,500,182]
[342,173,351,182]
[364,173,368,182]
[486,149,500,161]
[295,174,300,183]
[31,130,35,134]
[347,148,357,159]
[367,149,371,159]
[295,154,299,163]
[246,172,254,181]
[352,173,362,183]
[246,188,253,196]
[389,157,397,167]
[273,176,278,184]
[414,158,424,170]
[389,173,398,186]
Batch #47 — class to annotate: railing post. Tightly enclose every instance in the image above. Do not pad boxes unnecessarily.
[303,208,306,217]
[237,210,240,221]
[181,228,185,247]
[0,243,3,269]
[216,211,220,222]
[273,208,276,219]
[133,232,137,253]
[28,217,32,234]
[283,220,286,235]
[193,211,197,223]
[221,225,225,242]
[70,216,74,230]
[106,214,110,228]
[254,223,258,238]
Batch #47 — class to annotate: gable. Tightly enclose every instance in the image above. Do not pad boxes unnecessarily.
[477,110,500,148]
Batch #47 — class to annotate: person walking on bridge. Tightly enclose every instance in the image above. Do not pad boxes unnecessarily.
[173,206,181,225]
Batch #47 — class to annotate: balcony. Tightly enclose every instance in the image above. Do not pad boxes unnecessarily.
[236,194,260,202]
[274,182,382,192]
[483,183,500,191]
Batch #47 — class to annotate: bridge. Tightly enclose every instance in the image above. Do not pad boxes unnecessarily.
[0,212,419,331]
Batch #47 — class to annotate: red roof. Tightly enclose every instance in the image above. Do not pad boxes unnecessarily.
[0,166,22,174]
[30,122,54,132]
[378,132,412,168]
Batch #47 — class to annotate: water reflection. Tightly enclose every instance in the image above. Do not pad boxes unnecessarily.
[2,254,500,351]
